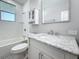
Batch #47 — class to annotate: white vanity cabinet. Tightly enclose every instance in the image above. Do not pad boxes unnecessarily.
[28,38,78,59]
[28,45,54,59]
[28,44,40,59]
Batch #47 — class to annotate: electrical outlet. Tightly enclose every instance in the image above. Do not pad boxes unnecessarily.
[67,30,77,35]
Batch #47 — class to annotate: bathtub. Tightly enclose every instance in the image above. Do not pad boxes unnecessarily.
[0,37,28,59]
[0,37,27,47]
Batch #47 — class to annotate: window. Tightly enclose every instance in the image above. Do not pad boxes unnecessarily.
[0,1,16,22]
[1,11,15,21]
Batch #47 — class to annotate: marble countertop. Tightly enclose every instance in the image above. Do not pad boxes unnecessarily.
[27,33,79,56]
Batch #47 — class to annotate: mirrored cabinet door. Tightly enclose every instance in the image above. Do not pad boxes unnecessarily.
[41,0,70,24]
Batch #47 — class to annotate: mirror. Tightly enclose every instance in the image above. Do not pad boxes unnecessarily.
[29,0,41,24]
[41,0,70,24]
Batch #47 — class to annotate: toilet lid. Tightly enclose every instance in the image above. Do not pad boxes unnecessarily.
[12,43,28,51]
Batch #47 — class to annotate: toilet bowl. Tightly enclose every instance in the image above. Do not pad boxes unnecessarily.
[11,43,28,54]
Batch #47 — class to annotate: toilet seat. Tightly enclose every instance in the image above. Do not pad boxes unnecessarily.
[11,43,28,54]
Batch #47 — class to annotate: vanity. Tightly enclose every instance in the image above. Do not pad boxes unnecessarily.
[28,0,79,58]
[28,33,79,59]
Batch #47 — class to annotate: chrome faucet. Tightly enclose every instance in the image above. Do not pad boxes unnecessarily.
[48,30,54,35]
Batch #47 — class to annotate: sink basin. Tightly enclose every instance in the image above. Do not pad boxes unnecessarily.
[37,34,75,46]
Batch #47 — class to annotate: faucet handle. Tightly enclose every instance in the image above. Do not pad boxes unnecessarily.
[48,30,54,35]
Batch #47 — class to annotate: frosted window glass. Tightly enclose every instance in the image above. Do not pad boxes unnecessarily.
[1,11,15,21]
[0,1,16,21]
[0,1,16,13]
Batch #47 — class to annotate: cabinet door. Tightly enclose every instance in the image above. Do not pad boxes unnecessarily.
[28,45,40,59]
[40,52,54,59]
[64,52,78,59]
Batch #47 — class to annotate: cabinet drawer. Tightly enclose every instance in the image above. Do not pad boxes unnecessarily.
[30,39,65,59]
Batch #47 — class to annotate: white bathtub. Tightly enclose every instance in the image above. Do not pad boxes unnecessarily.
[0,37,28,59]
[0,37,27,47]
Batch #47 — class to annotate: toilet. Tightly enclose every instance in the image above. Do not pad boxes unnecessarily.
[11,43,28,59]
[11,43,28,54]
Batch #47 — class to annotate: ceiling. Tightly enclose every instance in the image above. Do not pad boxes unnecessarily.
[13,0,27,5]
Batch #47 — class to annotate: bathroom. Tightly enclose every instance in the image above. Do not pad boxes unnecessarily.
[0,0,79,59]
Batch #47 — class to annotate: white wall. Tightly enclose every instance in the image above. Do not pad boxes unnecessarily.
[22,0,30,36]
[0,0,23,40]
[30,0,79,43]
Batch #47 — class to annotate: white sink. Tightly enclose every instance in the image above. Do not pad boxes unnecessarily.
[36,33,75,46]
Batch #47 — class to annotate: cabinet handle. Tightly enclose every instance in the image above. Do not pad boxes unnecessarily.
[41,54,43,59]
[39,52,43,59]
[39,52,55,59]
[39,53,41,59]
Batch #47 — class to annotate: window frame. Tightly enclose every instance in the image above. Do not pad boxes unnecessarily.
[0,0,16,22]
